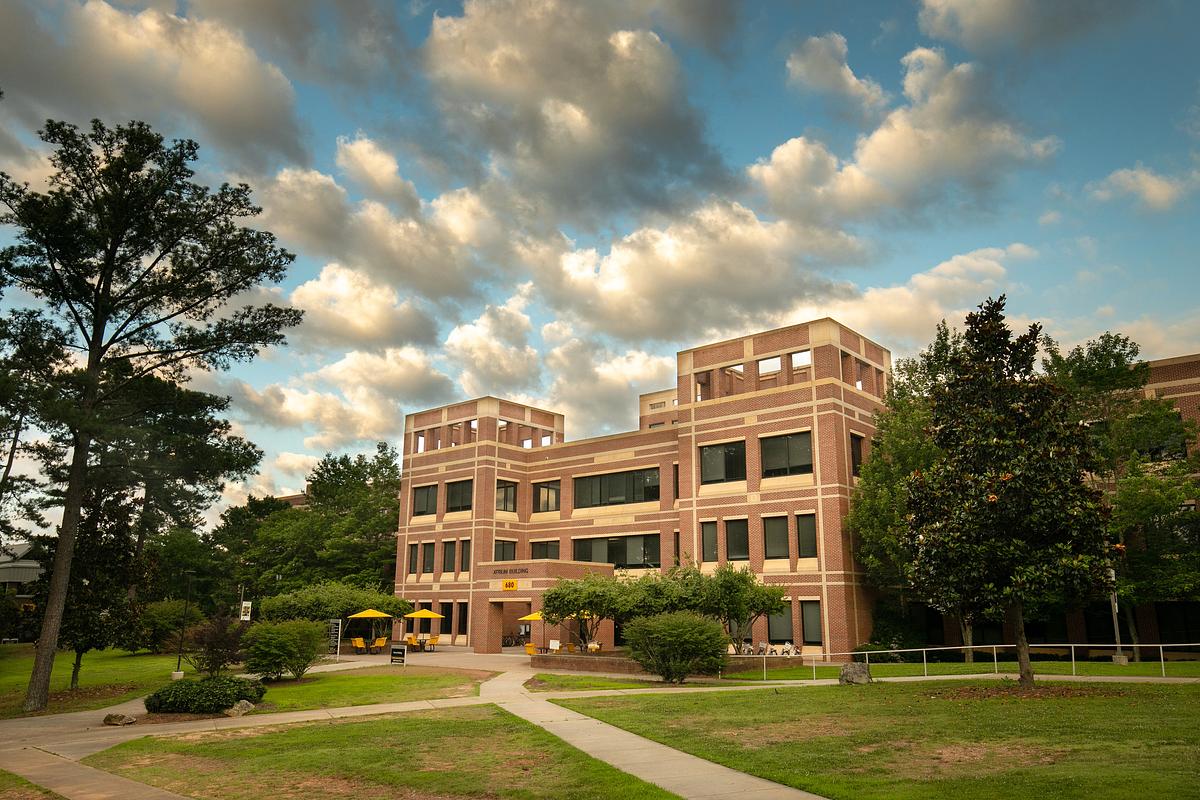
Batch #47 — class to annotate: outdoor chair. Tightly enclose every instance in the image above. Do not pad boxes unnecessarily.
[524,642,538,656]
[587,642,601,654]
[756,642,767,655]
[404,633,419,650]
[370,636,388,654]
[426,634,440,652]
[565,642,577,654]
[351,637,368,654]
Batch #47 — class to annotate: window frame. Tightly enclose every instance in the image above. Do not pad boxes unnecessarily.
[496,479,517,513]
[460,539,471,572]
[801,600,823,645]
[725,518,749,561]
[768,603,794,644]
[446,479,473,512]
[763,516,789,559]
[699,440,747,484]
[531,540,560,559]
[442,539,457,573]
[412,484,437,516]
[850,433,865,477]
[493,539,517,561]
[760,431,814,478]
[533,480,560,513]
[701,521,718,562]
[571,534,661,569]
[421,541,435,573]
[573,468,660,509]
[797,514,818,558]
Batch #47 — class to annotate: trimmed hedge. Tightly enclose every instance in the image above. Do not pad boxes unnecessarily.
[144,676,266,714]
[624,611,727,684]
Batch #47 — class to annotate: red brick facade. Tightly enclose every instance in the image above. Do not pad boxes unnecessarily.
[1146,352,1200,432]
[394,319,889,655]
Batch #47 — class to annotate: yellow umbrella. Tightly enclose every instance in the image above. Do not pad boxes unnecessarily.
[347,609,393,643]
[403,608,444,619]
[519,610,545,650]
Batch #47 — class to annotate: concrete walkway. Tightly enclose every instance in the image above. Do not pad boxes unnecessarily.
[2,654,1195,800]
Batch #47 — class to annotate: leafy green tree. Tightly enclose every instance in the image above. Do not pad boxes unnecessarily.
[688,564,786,647]
[625,612,727,683]
[904,297,1110,687]
[127,597,204,654]
[2,119,301,711]
[259,580,411,622]
[244,620,327,680]
[207,495,290,600]
[183,611,247,678]
[541,572,634,647]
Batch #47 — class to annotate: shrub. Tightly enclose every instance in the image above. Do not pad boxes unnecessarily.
[624,612,727,684]
[143,676,265,714]
[182,611,247,677]
[259,580,411,622]
[127,599,204,653]
[245,620,327,680]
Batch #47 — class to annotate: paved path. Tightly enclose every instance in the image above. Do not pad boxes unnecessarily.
[2,654,1196,800]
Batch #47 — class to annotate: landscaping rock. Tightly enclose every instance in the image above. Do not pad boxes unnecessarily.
[103,713,136,726]
[839,662,872,685]
[223,699,255,717]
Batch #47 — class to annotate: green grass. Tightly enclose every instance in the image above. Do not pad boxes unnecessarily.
[0,644,194,718]
[524,673,662,692]
[724,658,1200,681]
[0,768,63,798]
[85,705,677,800]
[559,680,1200,800]
[252,665,493,712]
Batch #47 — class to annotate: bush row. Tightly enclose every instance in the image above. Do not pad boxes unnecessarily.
[144,676,265,714]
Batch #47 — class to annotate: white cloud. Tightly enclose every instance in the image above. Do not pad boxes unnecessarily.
[289,263,438,349]
[444,286,542,396]
[1038,210,1062,225]
[273,452,320,478]
[335,133,421,213]
[752,47,1058,223]
[1089,164,1198,212]
[315,347,457,406]
[786,33,888,120]
[529,200,861,341]
[784,244,1034,354]
[918,0,1131,52]
[0,0,305,170]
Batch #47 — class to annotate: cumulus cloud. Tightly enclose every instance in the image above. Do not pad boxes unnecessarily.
[786,33,888,120]
[751,47,1058,223]
[445,286,542,397]
[0,0,305,171]
[315,347,457,407]
[188,0,412,90]
[335,133,421,213]
[528,200,861,342]
[1089,164,1198,212]
[783,244,1035,354]
[542,337,676,438]
[1038,210,1062,225]
[273,452,321,479]
[918,0,1133,52]
[424,0,731,222]
[289,263,439,349]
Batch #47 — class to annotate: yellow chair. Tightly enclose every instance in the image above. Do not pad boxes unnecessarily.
[371,636,388,654]
[351,637,367,654]
[587,642,602,654]
[565,642,576,654]
[524,642,538,656]
[426,634,440,652]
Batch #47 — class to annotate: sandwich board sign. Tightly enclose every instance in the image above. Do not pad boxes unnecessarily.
[390,644,407,666]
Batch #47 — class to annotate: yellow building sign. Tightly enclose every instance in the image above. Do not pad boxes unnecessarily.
[502,579,519,591]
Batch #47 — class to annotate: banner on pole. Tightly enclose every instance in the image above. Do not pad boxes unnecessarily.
[240,601,252,621]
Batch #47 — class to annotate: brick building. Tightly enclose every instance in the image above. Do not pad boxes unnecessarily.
[394,318,888,655]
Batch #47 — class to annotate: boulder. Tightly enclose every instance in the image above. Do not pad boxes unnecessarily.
[103,713,136,726]
[839,662,872,685]
[223,699,255,717]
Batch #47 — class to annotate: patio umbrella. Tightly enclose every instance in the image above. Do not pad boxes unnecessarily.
[348,608,393,642]
[403,608,445,640]
[518,610,544,649]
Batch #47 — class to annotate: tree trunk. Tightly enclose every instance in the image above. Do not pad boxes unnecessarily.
[1123,603,1141,662]
[70,649,84,690]
[0,412,24,498]
[959,616,975,663]
[1009,602,1034,688]
[23,431,92,712]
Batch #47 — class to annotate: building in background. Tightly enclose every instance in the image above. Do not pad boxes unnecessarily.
[394,319,888,655]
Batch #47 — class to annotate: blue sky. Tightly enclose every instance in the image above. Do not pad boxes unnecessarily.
[1,0,1198,513]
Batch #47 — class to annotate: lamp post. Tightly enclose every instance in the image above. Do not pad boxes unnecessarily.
[172,570,196,679]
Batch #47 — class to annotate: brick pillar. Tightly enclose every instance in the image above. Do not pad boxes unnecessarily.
[474,601,504,654]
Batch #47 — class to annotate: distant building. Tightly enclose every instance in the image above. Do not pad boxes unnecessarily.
[0,541,43,600]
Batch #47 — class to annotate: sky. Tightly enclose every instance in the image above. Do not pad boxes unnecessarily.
[1,0,1198,515]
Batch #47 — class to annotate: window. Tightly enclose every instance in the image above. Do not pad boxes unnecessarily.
[494,539,516,561]
[572,534,661,569]
[649,422,664,429]
[419,602,433,634]
[791,350,812,368]
[801,601,822,645]
[850,434,865,477]
[768,604,793,644]
[416,431,426,453]
[446,479,473,512]
[460,539,471,572]
[573,468,660,508]
[443,540,457,573]
[531,540,559,559]
[412,485,437,516]
[700,441,746,484]
[650,401,666,410]
[702,521,718,562]
[673,530,680,566]
[421,542,435,573]
[672,463,679,499]
[761,432,813,477]
[797,514,818,558]
[439,602,454,634]
[763,517,789,559]
[407,543,418,575]
[534,481,560,513]
[496,480,517,512]
[522,437,533,449]
[541,433,552,446]
[758,355,782,374]
[725,519,749,561]
[457,602,469,635]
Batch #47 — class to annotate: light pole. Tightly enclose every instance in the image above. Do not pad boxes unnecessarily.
[173,570,196,678]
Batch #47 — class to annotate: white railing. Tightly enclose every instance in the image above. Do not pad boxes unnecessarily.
[726,642,1200,681]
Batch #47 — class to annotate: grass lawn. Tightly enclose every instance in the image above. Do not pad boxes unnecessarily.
[251,666,494,712]
[558,680,1200,800]
[0,768,62,799]
[724,658,1200,681]
[524,673,661,692]
[85,705,677,800]
[0,644,193,719]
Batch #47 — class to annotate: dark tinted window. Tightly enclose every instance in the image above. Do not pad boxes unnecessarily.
[496,480,517,512]
[446,479,473,512]
[700,441,746,484]
[763,517,789,559]
[457,602,469,635]
[534,481,560,512]
[494,540,516,561]
[439,602,454,634]
[801,601,822,644]
[850,434,865,477]
[761,432,813,478]
[725,519,749,561]
[413,485,437,516]
[531,540,559,559]
[421,542,435,573]
[573,468,660,508]
[797,514,818,558]
[572,534,660,569]
[460,539,471,572]
[407,543,418,575]
[701,521,718,562]
[443,540,456,573]
[768,605,794,643]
